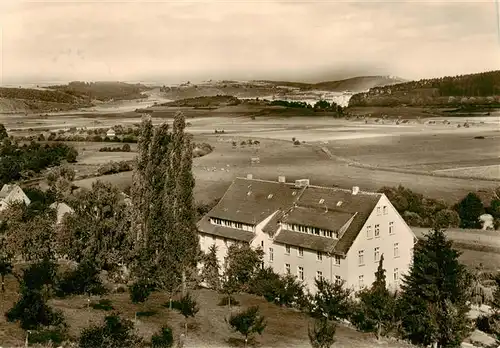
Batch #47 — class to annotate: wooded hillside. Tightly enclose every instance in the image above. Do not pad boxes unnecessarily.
[349,70,500,107]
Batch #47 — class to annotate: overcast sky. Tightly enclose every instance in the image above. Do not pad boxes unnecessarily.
[0,0,498,85]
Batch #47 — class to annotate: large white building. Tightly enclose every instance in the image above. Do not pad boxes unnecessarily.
[197,176,416,294]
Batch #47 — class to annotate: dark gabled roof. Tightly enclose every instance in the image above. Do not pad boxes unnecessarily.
[298,186,381,214]
[297,186,381,255]
[207,178,303,225]
[282,206,354,232]
[197,216,255,243]
[274,229,337,253]
[202,177,382,255]
[262,211,285,237]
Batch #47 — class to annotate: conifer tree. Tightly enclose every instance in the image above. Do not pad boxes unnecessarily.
[397,229,472,347]
[202,244,221,290]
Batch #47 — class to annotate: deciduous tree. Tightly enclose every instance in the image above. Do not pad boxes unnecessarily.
[228,306,266,348]
[56,181,133,270]
[0,202,56,261]
[308,278,352,321]
[455,192,484,228]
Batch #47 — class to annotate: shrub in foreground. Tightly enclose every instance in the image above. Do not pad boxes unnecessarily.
[308,318,336,348]
[151,326,174,348]
[228,306,266,346]
[78,314,141,348]
[6,290,66,330]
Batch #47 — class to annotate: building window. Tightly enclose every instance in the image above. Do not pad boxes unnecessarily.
[298,266,304,281]
[394,243,399,258]
[366,225,372,239]
[269,247,273,262]
[376,207,381,215]
[317,251,323,261]
[358,250,364,266]
[383,206,388,215]
[394,268,399,282]
[285,245,290,255]
[375,224,380,238]
[389,221,394,235]
[212,235,216,243]
[285,263,290,274]
[235,222,243,229]
[261,241,264,247]
[334,255,341,266]
[298,247,304,257]
[314,227,320,235]
[335,275,341,284]
[374,247,380,262]
[316,271,323,281]
[333,231,339,239]
[359,275,364,288]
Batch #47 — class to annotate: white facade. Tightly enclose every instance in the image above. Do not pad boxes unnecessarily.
[106,129,116,137]
[49,202,74,224]
[198,192,415,295]
[0,184,31,212]
[344,194,415,292]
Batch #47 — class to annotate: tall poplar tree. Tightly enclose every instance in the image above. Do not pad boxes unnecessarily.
[131,112,199,296]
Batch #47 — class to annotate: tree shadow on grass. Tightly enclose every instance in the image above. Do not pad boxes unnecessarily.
[136,310,158,318]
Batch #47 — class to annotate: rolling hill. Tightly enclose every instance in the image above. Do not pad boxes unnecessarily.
[348,70,500,108]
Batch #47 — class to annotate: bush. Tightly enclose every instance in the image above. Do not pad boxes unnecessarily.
[228,306,266,343]
[293,140,301,145]
[28,326,68,345]
[129,280,153,304]
[250,267,306,308]
[97,161,132,175]
[151,326,174,348]
[78,314,142,348]
[6,290,66,330]
[55,260,107,297]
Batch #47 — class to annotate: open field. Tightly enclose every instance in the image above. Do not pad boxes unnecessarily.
[1,111,498,204]
[0,275,415,348]
[433,164,500,180]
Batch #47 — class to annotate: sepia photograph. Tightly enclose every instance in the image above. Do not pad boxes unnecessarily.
[0,0,499,347]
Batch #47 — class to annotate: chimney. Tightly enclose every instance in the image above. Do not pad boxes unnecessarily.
[352,186,360,195]
[247,174,253,180]
[278,176,286,183]
[294,179,310,188]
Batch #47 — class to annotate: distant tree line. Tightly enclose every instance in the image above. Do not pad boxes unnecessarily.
[349,70,500,107]
[0,129,78,185]
[379,185,500,229]
[0,87,80,104]
[371,70,500,97]
[47,81,150,102]
[270,99,344,115]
